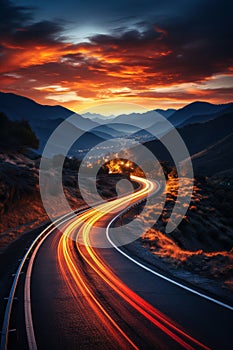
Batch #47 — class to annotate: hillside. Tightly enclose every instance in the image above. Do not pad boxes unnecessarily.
[179,103,233,127]
[0,151,82,251]
[168,101,232,126]
[145,112,233,176]
[0,151,128,252]
[178,112,233,155]
[0,92,100,153]
[1,92,232,157]
[0,112,39,151]
[0,92,233,176]
[0,92,72,121]
[191,133,233,176]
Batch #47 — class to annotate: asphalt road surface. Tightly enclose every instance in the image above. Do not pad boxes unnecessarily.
[24,176,233,349]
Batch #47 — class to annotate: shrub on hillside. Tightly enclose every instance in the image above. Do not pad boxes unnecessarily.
[0,112,39,151]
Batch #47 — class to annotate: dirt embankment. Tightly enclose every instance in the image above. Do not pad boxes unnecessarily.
[0,152,84,252]
[141,175,233,292]
[0,151,129,253]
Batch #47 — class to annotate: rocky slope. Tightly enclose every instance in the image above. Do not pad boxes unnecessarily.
[0,150,130,253]
[140,175,233,293]
[0,151,83,252]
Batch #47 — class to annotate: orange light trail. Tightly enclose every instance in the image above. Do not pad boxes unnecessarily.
[58,226,138,349]
[57,176,210,349]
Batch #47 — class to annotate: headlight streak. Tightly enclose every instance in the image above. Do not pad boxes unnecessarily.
[40,108,194,240]
[57,176,209,350]
[58,228,138,350]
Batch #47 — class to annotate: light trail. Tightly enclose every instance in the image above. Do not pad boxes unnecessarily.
[57,176,210,349]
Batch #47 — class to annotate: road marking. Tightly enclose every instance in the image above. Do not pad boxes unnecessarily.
[24,174,233,350]
[23,177,156,350]
[25,234,49,350]
[106,205,233,313]
[23,208,90,350]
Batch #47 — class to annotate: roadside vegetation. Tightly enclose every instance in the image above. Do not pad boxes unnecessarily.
[0,112,39,151]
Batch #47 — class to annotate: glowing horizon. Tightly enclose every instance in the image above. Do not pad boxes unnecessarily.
[1,1,233,115]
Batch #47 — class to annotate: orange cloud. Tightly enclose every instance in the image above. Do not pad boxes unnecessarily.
[0,2,232,114]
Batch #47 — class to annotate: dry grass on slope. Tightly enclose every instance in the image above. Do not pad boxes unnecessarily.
[141,176,233,290]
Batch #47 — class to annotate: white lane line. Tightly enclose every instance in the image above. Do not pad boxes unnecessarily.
[24,187,148,350]
[24,180,152,350]
[24,232,51,350]
[24,208,91,350]
[106,204,233,312]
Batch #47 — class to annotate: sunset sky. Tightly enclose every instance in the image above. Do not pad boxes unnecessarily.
[1,0,233,114]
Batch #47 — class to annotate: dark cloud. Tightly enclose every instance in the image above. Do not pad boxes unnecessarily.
[161,0,233,62]
[0,0,232,109]
[0,0,32,33]
[11,21,65,45]
[0,0,65,44]
[85,0,233,83]
[0,0,67,72]
[90,27,163,46]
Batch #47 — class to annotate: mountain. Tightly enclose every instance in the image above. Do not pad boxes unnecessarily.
[129,119,173,142]
[82,112,115,120]
[0,91,99,130]
[191,133,233,176]
[74,109,176,140]
[106,122,140,134]
[36,120,106,157]
[0,92,135,154]
[177,112,233,155]
[83,103,231,131]
[0,92,72,121]
[155,108,176,118]
[91,125,126,139]
[68,131,106,157]
[0,92,100,153]
[179,103,233,127]
[113,110,171,129]
[81,112,117,125]
[82,109,175,122]
[127,102,233,145]
[144,112,233,174]
[168,101,232,126]
[1,92,232,166]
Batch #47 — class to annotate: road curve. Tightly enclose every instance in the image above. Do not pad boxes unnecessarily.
[25,176,232,350]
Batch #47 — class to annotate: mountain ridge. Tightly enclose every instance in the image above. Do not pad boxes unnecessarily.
[168,101,232,126]
[0,91,232,165]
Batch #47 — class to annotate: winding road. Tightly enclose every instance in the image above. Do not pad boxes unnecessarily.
[22,176,233,350]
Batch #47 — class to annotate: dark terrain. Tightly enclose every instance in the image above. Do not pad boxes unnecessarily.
[0,92,232,301]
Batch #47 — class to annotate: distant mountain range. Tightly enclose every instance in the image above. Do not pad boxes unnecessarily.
[0,92,102,153]
[0,91,232,176]
[168,101,233,126]
[144,110,233,176]
[82,102,233,128]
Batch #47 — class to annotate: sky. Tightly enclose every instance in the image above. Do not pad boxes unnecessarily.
[0,0,233,114]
